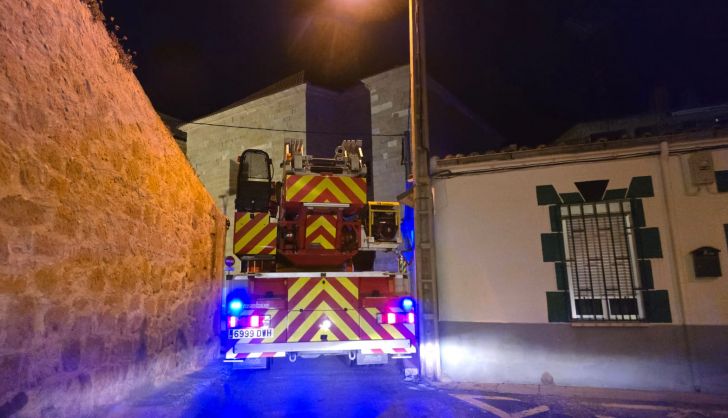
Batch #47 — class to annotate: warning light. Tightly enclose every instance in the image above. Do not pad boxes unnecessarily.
[249,315,261,328]
[401,297,414,312]
[386,313,397,324]
[320,319,332,330]
[228,299,243,314]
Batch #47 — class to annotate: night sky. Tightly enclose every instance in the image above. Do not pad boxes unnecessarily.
[103,0,728,151]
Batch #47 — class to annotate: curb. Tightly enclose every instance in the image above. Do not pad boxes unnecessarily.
[433,381,728,407]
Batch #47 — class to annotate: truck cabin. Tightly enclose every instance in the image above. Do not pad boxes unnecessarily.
[235,149,273,213]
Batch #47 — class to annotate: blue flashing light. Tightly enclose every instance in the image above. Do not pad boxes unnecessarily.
[401,297,414,312]
[228,299,243,314]
[401,203,415,265]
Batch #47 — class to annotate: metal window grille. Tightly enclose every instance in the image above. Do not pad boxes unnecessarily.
[561,201,644,321]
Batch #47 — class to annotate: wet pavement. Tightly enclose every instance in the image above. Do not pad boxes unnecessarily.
[95,357,728,418]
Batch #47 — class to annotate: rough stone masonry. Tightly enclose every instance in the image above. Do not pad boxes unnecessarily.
[0,0,226,416]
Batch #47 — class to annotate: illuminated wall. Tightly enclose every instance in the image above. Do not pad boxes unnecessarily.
[0,1,226,416]
[432,138,728,393]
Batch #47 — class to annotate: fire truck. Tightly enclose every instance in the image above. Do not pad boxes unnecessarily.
[222,139,416,370]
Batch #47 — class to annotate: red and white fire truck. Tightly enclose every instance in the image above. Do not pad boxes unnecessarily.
[221,139,416,369]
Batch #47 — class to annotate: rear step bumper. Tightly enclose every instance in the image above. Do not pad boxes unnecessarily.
[225,339,416,361]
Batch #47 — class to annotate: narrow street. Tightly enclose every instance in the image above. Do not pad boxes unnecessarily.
[95,357,728,418]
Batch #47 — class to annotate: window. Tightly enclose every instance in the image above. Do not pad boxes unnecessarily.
[561,201,644,321]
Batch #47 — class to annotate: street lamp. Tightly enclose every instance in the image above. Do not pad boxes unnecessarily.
[407,0,441,381]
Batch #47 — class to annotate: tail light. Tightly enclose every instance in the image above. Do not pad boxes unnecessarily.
[378,312,415,325]
[228,315,269,329]
[228,316,238,328]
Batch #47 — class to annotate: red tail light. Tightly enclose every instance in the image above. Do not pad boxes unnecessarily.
[407,312,415,324]
[386,313,397,324]
[249,315,261,328]
[228,316,238,328]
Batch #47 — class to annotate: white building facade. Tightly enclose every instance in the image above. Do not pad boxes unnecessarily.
[432,135,728,394]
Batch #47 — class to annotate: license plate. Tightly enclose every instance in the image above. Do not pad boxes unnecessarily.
[229,328,274,339]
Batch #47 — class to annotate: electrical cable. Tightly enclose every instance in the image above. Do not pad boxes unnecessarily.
[185,121,405,138]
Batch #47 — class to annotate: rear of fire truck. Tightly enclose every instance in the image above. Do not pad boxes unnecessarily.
[221,139,416,370]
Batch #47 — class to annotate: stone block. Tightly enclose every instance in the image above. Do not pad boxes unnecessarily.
[61,339,81,372]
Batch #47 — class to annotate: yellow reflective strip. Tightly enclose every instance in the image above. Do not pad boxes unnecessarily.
[239,214,270,244]
[235,213,251,233]
[263,310,285,343]
[305,216,336,237]
[346,310,361,333]
[247,227,277,255]
[311,234,334,249]
[285,176,310,200]
[327,310,358,340]
[290,281,324,311]
[335,277,359,299]
[289,310,324,342]
[382,324,405,340]
[287,278,309,302]
[322,216,336,236]
[285,310,300,342]
[301,177,329,202]
[358,309,382,340]
[233,238,246,254]
[323,281,356,310]
[340,176,366,202]
[323,178,350,203]
[233,215,270,253]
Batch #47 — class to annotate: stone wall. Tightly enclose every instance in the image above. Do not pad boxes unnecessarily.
[0,1,226,416]
[182,85,307,273]
[361,67,411,202]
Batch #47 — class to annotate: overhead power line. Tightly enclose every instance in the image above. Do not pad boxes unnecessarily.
[186,121,405,138]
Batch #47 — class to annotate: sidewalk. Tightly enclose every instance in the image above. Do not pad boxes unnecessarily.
[433,381,728,407]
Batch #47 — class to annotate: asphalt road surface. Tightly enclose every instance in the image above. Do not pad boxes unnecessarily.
[96,357,728,418]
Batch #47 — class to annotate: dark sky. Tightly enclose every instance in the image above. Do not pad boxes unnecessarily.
[103,0,728,150]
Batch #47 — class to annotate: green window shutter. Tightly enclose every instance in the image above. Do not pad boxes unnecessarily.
[549,205,562,232]
[635,227,663,259]
[627,176,654,198]
[644,290,672,323]
[536,185,561,205]
[546,292,570,322]
[541,233,565,262]
[716,171,728,193]
[631,199,646,228]
[554,262,568,290]
[574,180,609,202]
[603,188,627,200]
[638,260,654,289]
[560,192,584,204]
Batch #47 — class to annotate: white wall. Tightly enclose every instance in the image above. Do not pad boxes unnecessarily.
[433,139,728,325]
[667,148,728,325]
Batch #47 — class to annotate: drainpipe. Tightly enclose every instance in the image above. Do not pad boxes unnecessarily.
[657,141,699,392]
